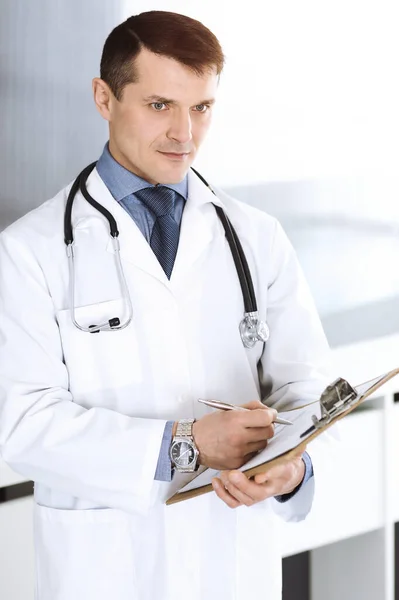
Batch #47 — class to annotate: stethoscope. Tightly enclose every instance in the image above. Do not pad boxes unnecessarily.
[64,162,270,349]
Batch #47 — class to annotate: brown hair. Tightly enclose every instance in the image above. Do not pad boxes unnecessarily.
[100,11,225,101]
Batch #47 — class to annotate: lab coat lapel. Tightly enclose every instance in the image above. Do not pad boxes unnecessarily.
[171,168,224,281]
[82,167,225,285]
[85,169,169,283]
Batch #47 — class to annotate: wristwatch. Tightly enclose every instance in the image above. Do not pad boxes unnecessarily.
[169,419,200,473]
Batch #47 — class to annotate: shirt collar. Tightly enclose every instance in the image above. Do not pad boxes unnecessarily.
[96,143,188,202]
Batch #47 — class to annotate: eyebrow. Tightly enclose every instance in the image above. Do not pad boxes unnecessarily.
[142,94,216,106]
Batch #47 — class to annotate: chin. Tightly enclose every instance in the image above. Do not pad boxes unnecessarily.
[152,152,194,182]
[156,166,190,185]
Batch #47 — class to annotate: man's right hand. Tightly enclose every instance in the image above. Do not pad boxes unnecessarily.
[190,401,277,471]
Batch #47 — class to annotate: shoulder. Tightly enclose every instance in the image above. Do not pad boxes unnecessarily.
[0,184,73,277]
[211,184,292,256]
[213,184,278,230]
[0,183,71,250]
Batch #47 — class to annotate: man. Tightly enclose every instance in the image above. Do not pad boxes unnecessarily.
[0,11,331,600]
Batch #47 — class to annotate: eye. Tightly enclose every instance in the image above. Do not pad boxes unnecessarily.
[194,104,209,113]
[151,102,167,111]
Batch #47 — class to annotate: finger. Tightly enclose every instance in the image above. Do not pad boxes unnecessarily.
[239,407,277,428]
[244,439,268,454]
[247,440,268,453]
[252,472,286,489]
[240,400,267,410]
[253,479,280,497]
[241,451,260,463]
[241,401,277,414]
[223,481,256,506]
[245,424,275,442]
[292,446,306,458]
[264,459,302,486]
[212,478,242,509]
[253,462,287,484]
[221,471,273,504]
[220,472,257,506]
[253,471,270,484]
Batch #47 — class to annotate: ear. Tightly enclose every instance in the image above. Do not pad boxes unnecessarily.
[92,78,115,121]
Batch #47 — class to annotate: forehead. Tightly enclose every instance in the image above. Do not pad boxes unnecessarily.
[127,48,218,103]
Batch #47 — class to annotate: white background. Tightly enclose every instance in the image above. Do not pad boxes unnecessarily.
[122,0,399,186]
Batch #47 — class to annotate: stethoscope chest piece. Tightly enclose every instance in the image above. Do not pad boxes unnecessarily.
[239,312,270,349]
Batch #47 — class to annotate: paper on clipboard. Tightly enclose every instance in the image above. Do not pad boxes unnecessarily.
[166,368,399,505]
[172,402,321,496]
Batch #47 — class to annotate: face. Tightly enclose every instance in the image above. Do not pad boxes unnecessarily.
[93,48,218,184]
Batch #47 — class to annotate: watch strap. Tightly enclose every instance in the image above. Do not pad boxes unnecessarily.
[175,418,195,439]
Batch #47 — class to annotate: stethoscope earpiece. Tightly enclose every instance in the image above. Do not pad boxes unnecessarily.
[87,317,121,334]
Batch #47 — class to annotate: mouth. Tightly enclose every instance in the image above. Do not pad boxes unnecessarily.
[158,151,190,161]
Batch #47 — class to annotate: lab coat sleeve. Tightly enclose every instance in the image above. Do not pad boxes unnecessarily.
[259,220,336,521]
[0,231,165,515]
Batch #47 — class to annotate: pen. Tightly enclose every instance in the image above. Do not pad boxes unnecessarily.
[197,398,293,426]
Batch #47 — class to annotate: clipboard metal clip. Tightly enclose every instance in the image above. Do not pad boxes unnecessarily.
[311,377,358,430]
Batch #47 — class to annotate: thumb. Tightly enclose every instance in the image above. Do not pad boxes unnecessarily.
[292,445,307,458]
[254,471,269,484]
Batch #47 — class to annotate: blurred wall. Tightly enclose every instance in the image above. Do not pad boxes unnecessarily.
[0,0,122,228]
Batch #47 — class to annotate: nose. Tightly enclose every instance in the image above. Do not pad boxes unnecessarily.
[167,110,192,145]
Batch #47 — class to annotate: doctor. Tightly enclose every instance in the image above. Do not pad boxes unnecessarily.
[0,10,331,600]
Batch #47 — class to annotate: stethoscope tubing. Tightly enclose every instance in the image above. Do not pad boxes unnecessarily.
[64,162,267,344]
[190,167,257,314]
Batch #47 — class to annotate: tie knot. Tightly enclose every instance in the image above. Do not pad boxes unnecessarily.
[135,186,177,217]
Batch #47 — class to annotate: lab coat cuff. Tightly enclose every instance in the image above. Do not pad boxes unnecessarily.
[154,421,174,482]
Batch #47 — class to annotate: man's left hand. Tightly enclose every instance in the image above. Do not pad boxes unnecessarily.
[211,453,306,508]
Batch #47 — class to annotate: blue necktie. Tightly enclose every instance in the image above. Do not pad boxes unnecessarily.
[135,186,180,279]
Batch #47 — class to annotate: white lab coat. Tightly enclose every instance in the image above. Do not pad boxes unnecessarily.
[0,168,331,600]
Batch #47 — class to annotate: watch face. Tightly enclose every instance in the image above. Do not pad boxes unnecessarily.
[171,440,196,468]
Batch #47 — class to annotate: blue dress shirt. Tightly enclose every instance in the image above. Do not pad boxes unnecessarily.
[96,143,313,496]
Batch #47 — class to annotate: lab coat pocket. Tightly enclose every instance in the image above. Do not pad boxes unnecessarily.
[56,299,142,393]
[34,502,139,600]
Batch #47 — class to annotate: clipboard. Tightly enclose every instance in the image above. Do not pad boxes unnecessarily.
[166,367,399,505]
